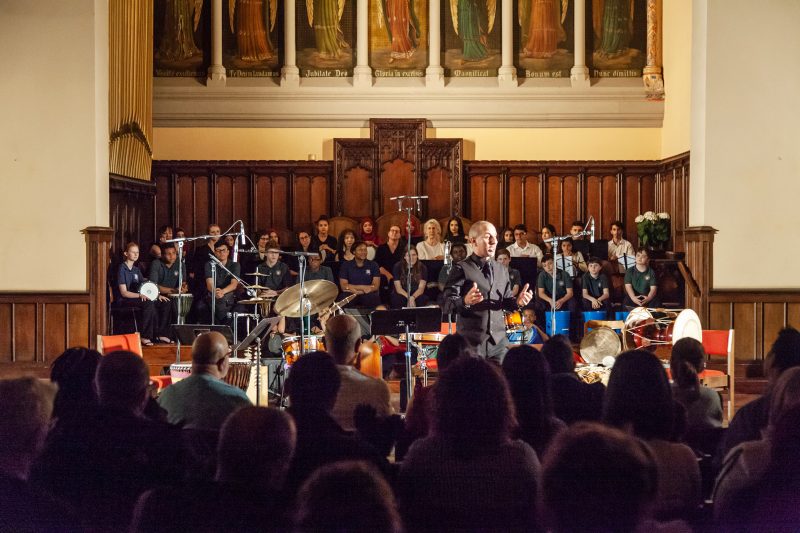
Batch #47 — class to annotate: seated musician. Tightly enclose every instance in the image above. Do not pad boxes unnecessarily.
[608,220,635,273]
[390,248,429,308]
[255,241,290,298]
[375,225,406,302]
[495,248,522,297]
[507,308,549,349]
[191,223,222,284]
[569,220,591,258]
[507,224,543,265]
[304,253,334,283]
[148,243,188,343]
[288,230,319,276]
[581,257,611,313]
[115,242,157,346]
[624,248,660,309]
[437,242,468,289]
[312,215,338,263]
[204,241,240,325]
[539,223,557,256]
[559,238,588,278]
[535,254,579,333]
[339,242,381,308]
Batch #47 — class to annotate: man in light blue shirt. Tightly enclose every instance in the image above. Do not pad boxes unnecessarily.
[158,332,251,431]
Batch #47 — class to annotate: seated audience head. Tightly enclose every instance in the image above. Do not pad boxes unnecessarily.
[423,219,442,242]
[502,227,514,244]
[766,366,800,436]
[634,248,650,266]
[216,407,296,491]
[297,230,313,250]
[0,377,57,478]
[160,242,177,264]
[191,331,230,378]
[433,356,516,452]
[450,242,468,263]
[670,337,706,391]
[285,351,340,412]
[158,225,173,242]
[324,315,362,365]
[560,237,574,255]
[316,215,330,236]
[542,335,575,374]
[495,248,511,265]
[435,333,472,372]
[295,461,401,533]
[603,350,674,440]
[387,224,402,242]
[257,230,270,250]
[765,327,800,383]
[207,223,221,241]
[175,227,186,239]
[587,256,602,274]
[267,228,280,245]
[49,347,102,419]
[541,422,658,533]
[541,254,555,273]
[541,224,556,242]
[123,241,140,263]
[502,344,554,424]
[95,350,150,415]
[360,217,377,239]
[569,220,585,237]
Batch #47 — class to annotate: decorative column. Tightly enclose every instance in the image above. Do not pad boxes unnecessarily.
[82,227,115,346]
[425,0,445,87]
[681,226,717,328]
[643,0,664,98]
[353,0,372,87]
[281,0,300,86]
[497,0,517,87]
[570,0,590,88]
[207,0,226,86]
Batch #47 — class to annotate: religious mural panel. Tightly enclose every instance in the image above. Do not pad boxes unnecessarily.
[154,0,209,77]
[297,0,357,77]
[589,0,647,77]
[517,0,574,79]
[442,0,501,77]
[369,0,429,78]
[223,0,282,77]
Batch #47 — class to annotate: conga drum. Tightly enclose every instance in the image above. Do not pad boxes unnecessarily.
[170,293,194,323]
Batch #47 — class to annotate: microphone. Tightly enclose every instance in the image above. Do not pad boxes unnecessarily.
[239,223,246,245]
[415,197,421,213]
[590,217,595,244]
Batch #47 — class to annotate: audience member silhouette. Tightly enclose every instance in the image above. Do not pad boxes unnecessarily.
[713,366,800,520]
[32,350,184,530]
[542,334,604,424]
[0,377,78,531]
[603,349,701,521]
[284,351,389,502]
[502,345,565,457]
[398,356,540,532]
[48,346,101,424]
[295,461,402,533]
[132,406,296,532]
[715,327,800,471]
[540,422,658,533]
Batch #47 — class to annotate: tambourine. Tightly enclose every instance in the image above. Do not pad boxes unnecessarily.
[139,281,159,301]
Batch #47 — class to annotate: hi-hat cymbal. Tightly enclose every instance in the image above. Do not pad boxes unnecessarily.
[239,297,275,305]
[246,272,268,277]
[249,284,269,290]
[274,280,338,318]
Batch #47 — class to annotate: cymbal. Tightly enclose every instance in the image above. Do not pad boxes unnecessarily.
[249,285,270,290]
[274,280,338,318]
[246,272,268,277]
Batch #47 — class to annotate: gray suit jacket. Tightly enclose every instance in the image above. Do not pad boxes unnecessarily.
[443,254,518,346]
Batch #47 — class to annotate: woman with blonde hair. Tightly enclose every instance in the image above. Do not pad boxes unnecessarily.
[416,219,444,260]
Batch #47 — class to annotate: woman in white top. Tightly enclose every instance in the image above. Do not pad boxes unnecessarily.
[416,219,445,260]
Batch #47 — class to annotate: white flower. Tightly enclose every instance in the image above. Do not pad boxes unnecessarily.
[645,212,657,222]
[635,215,644,223]
[657,212,670,219]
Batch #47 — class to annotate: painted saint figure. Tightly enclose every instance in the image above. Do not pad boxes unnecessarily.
[593,0,634,58]
[307,0,348,59]
[450,0,496,62]
[229,0,278,61]
[157,0,202,61]
[378,0,421,62]
[520,0,567,59]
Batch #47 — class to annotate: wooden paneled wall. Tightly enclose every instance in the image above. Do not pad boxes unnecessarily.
[709,290,800,371]
[465,152,689,251]
[110,175,156,257]
[0,294,91,365]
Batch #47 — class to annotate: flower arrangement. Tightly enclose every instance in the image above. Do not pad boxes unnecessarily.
[635,211,671,248]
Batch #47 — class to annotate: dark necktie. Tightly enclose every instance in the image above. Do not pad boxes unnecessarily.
[482,260,493,286]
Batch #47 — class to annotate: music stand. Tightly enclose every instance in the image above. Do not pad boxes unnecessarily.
[618,255,636,271]
[232,317,282,406]
[371,307,441,406]
[554,254,575,277]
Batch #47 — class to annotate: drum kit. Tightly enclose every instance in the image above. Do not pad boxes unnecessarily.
[575,307,704,383]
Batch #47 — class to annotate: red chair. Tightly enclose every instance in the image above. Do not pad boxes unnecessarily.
[96,333,172,392]
[702,329,735,420]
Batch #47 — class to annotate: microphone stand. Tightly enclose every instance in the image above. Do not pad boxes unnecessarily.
[390,195,427,402]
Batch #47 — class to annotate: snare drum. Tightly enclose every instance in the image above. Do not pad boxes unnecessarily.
[139,281,159,301]
[504,310,524,332]
[169,293,193,321]
[282,335,325,366]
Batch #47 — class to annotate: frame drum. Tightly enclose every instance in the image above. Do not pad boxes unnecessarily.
[579,327,622,365]
[139,281,159,301]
